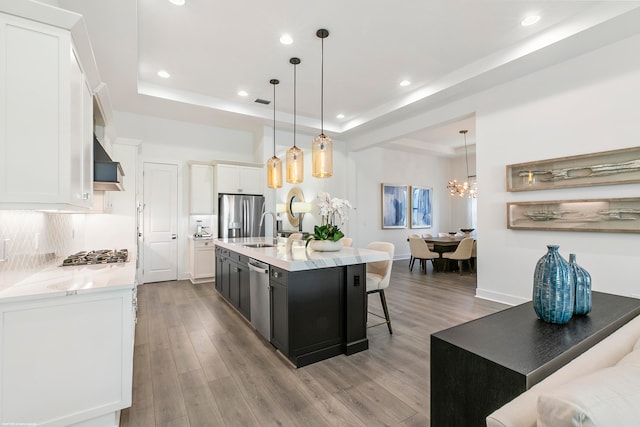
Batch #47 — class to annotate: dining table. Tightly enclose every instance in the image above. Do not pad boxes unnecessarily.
[412,235,474,272]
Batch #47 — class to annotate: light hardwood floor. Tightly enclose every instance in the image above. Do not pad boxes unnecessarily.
[119,260,506,426]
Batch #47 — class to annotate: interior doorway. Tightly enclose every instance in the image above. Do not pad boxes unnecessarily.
[142,162,178,283]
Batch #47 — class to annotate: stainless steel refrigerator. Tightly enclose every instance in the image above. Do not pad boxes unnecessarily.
[218,194,265,238]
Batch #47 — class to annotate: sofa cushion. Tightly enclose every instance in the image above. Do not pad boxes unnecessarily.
[618,348,640,367]
[537,363,640,427]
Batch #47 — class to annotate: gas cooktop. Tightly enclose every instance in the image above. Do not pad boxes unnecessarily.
[61,249,128,267]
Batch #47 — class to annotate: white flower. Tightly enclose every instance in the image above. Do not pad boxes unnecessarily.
[316,192,352,226]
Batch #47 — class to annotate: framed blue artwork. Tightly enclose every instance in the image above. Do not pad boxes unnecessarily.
[382,183,408,229]
[410,186,432,228]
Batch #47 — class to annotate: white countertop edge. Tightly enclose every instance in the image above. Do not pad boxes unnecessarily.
[214,237,389,271]
[0,261,137,303]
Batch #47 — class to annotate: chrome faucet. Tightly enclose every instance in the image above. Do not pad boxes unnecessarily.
[260,211,277,243]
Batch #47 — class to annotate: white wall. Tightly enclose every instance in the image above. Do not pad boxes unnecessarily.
[114,111,256,280]
[83,142,140,254]
[448,153,477,231]
[268,127,350,236]
[475,34,640,304]
[350,147,451,258]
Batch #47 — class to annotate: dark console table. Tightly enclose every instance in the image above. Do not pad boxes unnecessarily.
[430,291,640,427]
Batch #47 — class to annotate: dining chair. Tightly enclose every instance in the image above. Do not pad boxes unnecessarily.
[407,234,421,269]
[341,237,353,247]
[408,237,439,273]
[471,239,477,272]
[441,237,475,275]
[421,233,435,250]
[365,242,395,334]
[286,232,302,250]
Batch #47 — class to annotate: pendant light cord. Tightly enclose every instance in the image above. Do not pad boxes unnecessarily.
[464,132,470,179]
[293,61,297,148]
[272,82,276,157]
[320,35,324,135]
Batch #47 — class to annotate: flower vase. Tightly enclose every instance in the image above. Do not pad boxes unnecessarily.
[308,239,343,252]
[569,253,592,315]
[532,245,574,324]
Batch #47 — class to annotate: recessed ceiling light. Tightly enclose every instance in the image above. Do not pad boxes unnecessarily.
[280,34,293,45]
[169,0,185,5]
[521,15,540,26]
[400,80,411,87]
[157,70,170,78]
[336,114,345,119]
[238,90,248,97]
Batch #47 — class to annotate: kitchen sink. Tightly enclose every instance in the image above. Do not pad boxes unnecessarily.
[243,243,276,248]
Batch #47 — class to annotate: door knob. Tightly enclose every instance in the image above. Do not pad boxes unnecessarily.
[172,234,177,240]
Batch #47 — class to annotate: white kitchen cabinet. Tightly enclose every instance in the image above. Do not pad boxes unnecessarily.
[216,163,263,195]
[190,163,214,214]
[189,238,215,284]
[0,13,93,210]
[0,286,135,426]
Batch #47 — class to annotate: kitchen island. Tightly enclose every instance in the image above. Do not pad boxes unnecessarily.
[214,237,389,367]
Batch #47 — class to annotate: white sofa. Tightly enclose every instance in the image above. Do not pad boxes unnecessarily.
[486,314,640,427]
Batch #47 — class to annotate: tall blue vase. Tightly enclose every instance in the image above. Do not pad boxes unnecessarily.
[569,253,592,315]
[533,245,574,324]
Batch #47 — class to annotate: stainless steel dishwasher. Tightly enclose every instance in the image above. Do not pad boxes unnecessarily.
[248,258,270,340]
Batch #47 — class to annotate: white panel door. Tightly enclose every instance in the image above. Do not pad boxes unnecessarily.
[143,163,178,283]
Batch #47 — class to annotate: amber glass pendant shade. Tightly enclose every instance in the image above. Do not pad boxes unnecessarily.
[286,145,304,184]
[267,156,282,188]
[267,78,282,189]
[312,133,333,178]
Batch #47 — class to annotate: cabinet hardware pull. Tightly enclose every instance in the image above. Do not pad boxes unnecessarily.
[81,192,90,200]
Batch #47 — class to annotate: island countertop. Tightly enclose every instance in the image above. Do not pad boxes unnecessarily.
[214,237,389,271]
[0,260,137,303]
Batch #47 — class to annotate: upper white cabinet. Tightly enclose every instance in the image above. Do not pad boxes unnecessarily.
[0,12,94,210]
[189,163,215,214]
[216,163,263,195]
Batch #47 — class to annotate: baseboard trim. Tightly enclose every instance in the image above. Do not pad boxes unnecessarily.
[475,288,529,306]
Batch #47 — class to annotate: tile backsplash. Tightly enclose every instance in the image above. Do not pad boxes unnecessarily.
[0,211,83,273]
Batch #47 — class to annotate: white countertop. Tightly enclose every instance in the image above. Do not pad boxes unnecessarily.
[0,260,137,303]
[215,237,389,271]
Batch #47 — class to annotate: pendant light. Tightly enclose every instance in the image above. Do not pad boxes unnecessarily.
[266,79,282,188]
[286,57,304,184]
[312,28,333,178]
[447,130,478,198]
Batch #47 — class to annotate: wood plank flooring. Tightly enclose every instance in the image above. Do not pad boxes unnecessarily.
[119,261,507,426]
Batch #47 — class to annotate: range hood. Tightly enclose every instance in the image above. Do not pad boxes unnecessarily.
[93,137,125,191]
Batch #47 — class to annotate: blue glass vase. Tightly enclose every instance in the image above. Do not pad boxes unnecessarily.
[569,253,592,315]
[533,245,574,324]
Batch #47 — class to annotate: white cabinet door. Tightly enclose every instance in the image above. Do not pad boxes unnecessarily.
[216,164,263,195]
[190,164,214,214]
[0,287,135,426]
[216,163,242,194]
[0,14,93,210]
[239,166,264,195]
[189,239,215,283]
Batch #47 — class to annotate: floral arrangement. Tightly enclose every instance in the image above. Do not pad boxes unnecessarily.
[307,192,352,245]
[316,192,352,226]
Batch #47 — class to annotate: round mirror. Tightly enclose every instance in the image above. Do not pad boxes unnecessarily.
[286,187,305,228]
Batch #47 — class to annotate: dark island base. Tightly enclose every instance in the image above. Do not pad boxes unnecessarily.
[216,247,369,368]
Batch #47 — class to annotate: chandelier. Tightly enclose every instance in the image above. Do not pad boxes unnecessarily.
[447,129,478,198]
